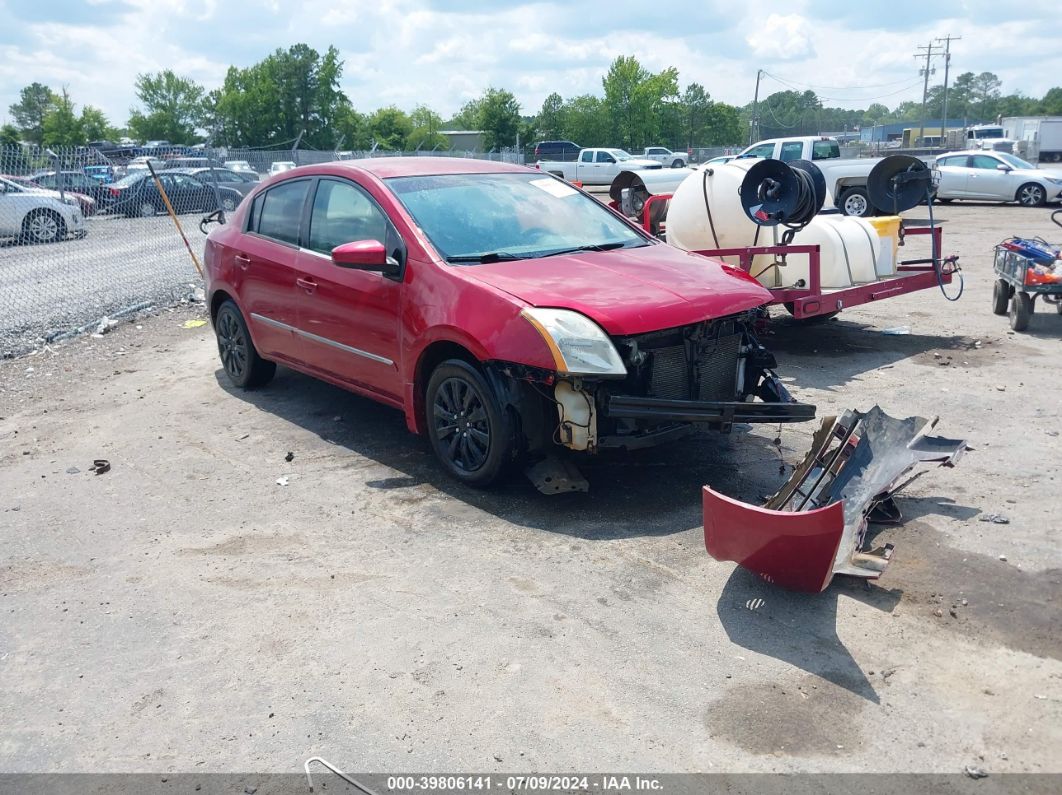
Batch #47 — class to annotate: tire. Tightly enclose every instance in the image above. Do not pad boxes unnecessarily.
[221,195,238,212]
[671,159,684,168]
[1009,291,1033,332]
[1016,183,1046,207]
[21,209,66,244]
[138,201,157,217]
[840,187,873,217]
[214,300,276,389]
[425,359,513,488]
[992,279,1010,315]
[937,197,954,203]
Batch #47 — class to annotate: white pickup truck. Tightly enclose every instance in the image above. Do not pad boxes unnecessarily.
[642,147,689,167]
[536,148,663,185]
[734,136,885,216]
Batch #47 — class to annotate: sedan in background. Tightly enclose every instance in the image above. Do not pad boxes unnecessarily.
[106,171,244,217]
[268,161,297,176]
[203,158,812,487]
[166,167,260,197]
[3,175,96,217]
[0,175,86,244]
[224,160,258,176]
[26,170,117,209]
[933,150,1062,207]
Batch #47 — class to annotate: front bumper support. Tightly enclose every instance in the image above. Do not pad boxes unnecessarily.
[607,395,816,426]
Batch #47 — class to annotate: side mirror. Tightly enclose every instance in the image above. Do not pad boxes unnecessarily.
[996,163,1012,172]
[332,240,399,275]
[603,156,616,163]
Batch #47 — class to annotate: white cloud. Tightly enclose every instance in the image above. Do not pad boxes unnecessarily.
[0,1,1059,131]
[746,14,816,61]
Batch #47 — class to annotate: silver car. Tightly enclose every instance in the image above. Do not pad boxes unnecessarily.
[933,150,1062,207]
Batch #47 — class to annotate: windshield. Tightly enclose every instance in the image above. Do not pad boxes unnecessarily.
[608,149,633,161]
[114,172,147,187]
[972,127,1003,139]
[997,153,1035,170]
[386,172,647,263]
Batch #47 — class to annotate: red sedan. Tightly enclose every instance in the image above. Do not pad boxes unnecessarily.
[204,158,814,486]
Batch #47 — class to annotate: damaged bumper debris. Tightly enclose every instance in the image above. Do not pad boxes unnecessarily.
[703,406,966,592]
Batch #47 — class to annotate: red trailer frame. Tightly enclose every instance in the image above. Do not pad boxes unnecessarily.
[637,193,954,320]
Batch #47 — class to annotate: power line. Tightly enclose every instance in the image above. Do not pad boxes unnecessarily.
[762,71,924,103]
[762,70,920,92]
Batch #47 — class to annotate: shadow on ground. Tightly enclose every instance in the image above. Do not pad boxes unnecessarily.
[216,367,790,541]
[715,565,902,704]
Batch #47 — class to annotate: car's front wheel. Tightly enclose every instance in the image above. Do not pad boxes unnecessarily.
[214,300,276,389]
[425,359,513,487]
[1016,183,1046,207]
[21,209,66,244]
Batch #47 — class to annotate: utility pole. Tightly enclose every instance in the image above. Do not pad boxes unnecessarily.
[914,42,937,147]
[935,34,960,145]
[749,68,763,145]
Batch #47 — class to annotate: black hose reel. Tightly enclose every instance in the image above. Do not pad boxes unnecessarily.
[739,158,827,236]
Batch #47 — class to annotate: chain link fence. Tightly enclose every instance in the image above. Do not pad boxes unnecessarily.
[0,144,524,357]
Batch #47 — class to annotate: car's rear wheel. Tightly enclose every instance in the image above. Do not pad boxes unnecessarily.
[21,209,66,244]
[992,279,1010,315]
[425,359,513,487]
[1016,183,1046,207]
[221,195,238,212]
[671,159,684,168]
[840,187,873,217]
[138,201,157,217]
[214,300,275,389]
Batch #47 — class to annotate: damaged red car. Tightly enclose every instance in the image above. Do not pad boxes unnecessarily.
[203,158,814,487]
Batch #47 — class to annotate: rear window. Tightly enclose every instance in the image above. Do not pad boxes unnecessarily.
[811,140,840,160]
[255,180,309,245]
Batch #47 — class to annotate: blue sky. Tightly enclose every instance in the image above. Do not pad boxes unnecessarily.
[1,0,1059,129]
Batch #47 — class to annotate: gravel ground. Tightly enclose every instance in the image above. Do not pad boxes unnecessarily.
[0,201,1059,779]
[0,213,204,357]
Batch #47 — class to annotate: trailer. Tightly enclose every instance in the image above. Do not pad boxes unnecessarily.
[1004,116,1062,163]
[990,210,1062,331]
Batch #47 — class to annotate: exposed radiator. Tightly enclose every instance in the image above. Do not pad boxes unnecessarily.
[647,333,741,401]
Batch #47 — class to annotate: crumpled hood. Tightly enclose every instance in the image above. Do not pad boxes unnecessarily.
[461,243,772,336]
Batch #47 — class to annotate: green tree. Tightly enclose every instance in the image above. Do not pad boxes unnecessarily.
[80,106,117,141]
[447,98,483,130]
[478,88,521,150]
[1042,87,1062,115]
[333,103,372,150]
[128,70,205,144]
[559,95,608,146]
[970,71,1002,121]
[0,123,28,172]
[407,105,448,150]
[601,56,679,149]
[8,82,57,145]
[41,89,83,147]
[702,102,743,145]
[537,92,564,139]
[368,106,413,150]
[680,83,711,148]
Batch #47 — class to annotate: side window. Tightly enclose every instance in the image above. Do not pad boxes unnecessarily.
[580,150,594,163]
[970,155,1000,170]
[745,143,775,158]
[307,179,389,255]
[779,141,803,162]
[595,151,615,163]
[36,174,56,188]
[256,180,309,245]
[812,140,840,160]
[937,156,963,168]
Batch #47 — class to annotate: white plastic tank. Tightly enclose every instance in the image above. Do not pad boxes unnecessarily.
[667,161,883,289]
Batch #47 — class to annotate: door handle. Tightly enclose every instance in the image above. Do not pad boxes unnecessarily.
[234,253,251,270]
[296,277,318,293]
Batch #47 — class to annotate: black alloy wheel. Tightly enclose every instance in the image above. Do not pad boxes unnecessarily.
[425,359,513,487]
[214,301,275,388]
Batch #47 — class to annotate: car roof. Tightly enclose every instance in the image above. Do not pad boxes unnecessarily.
[288,156,531,179]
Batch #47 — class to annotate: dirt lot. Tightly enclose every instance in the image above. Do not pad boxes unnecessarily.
[0,201,1059,777]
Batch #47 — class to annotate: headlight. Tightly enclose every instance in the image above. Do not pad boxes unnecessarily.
[62,196,78,206]
[521,307,627,377]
